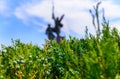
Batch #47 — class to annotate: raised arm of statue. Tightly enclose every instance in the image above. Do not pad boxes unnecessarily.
[52,2,55,20]
[59,14,64,22]
[52,12,55,20]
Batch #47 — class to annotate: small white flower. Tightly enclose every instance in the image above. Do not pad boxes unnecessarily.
[16,65,20,69]
[20,60,25,64]
[46,71,50,75]
[36,56,38,59]
[41,57,44,61]
[15,73,18,76]
[75,71,79,74]
[20,56,24,60]
[29,55,32,58]
[13,60,17,64]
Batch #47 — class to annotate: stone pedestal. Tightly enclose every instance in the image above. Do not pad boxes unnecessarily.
[56,36,64,43]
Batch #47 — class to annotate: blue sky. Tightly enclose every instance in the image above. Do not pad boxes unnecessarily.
[1,0,120,48]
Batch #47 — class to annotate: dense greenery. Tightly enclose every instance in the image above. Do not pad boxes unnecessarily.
[0,26,120,79]
[0,25,120,79]
[0,2,120,79]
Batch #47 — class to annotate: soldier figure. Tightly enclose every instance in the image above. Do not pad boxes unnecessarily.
[52,12,64,37]
[46,24,55,40]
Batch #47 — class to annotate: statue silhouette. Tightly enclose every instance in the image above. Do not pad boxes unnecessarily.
[45,1,65,42]
[52,12,64,37]
[46,24,55,40]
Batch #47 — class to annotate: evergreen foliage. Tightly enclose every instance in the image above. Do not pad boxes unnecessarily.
[0,2,120,79]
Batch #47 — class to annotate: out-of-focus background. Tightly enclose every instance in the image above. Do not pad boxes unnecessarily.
[0,0,120,47]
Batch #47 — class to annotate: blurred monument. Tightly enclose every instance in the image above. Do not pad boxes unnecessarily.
[46,0,64,43]
[46,24,55,40]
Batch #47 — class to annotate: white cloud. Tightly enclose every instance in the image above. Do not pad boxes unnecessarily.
[0,0,7,14]
[14,0,120,37]
[14,5,30,24]
[101,1,120,19]
[100,1,120,32]
[110,20,120,31]
[0,0,14,17]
